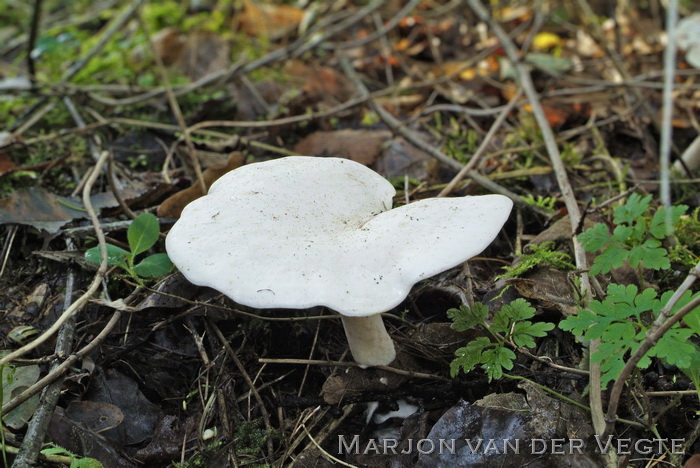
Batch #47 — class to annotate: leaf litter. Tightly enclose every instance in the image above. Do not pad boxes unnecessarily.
[0,1,698,467]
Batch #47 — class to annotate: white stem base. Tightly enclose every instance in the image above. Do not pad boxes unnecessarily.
[340,314,396,368]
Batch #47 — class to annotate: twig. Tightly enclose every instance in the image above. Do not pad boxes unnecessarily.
[184,318,232,437]
[574,0,680,157]
[26,0,43,81]
[335,0,422,50]
[659,0,679,223]
[338,56,550,217]
[136,10,206,195]
[301,425,358,468]
[12,249,76,468]
[206,320,275,458]
[0,225,18,279]
[258,358,450,382]
[502,374,645,429]
[464,0,607,444]
[107,154,137,219]
[437,87,523,197]
[0,151,110,368]
[9,0,144,133]
[2,300,126,416]
[604,261,700,436]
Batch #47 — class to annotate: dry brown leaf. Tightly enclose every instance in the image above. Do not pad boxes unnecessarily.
[237,0,304,39]
[0,152,15,175]
[180,30,230,80]
[284,60,353,104]
[157,152,245,219]
[293,130,392,166]
[151,27,186,66]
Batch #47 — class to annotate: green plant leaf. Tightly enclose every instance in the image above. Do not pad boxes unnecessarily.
[71,458,104,468]
[450,337,492,378]
[613,193,651,225]
[512,321,555,348]
[650,205,688,239]
[579,223,611,252]
[611,225,634,243]
[501,298,536,321]
[128,213,160,256]
[481,346,516,381]
[678,348,700,396]
[447,303,488,332]
[85,244,130,269]
[627,239,669,270]
[682,307,700,334]
[559,308,600,336]
[133,253,172,278]
[591,245,628,274]
[648,329,696,368]
[594,341,627,389]
[601,322,636,343]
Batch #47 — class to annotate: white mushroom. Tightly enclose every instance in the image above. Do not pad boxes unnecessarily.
[166,156,512,367]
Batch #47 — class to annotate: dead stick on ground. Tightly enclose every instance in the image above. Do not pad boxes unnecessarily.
[12,250,76,468]
[604,261,700,436]
[136,10,207,195]
[338,57,550,217]
[464,0,611,461]
[207,320,275,458]
[438,87,523,197]
[0,151,110,368]
[258,358,450,382]
[2,299,130,415]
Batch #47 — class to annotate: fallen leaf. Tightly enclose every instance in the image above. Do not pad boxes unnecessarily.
[525,52,573,76]
[65,401,124,433]
[374,136,436,181]
[151,27,185,66]
[237,0,305,39]
[157,152,245,218]
[0,152,16,175]
[48,407,137,468]
[0,187,134,234]
[532,31,562,51]
[293,129,392,166]
[86,368,160,445]
[2,364,41,430]
[285,60,354,105]
[179,30,230,80]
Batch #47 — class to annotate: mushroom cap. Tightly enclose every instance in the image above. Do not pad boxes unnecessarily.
[166,156,512,316]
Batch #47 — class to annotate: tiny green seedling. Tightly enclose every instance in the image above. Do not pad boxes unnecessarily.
[522,194,557,213]
[85,213,172,284]
[448,299,554,381]
[41,445,104,468]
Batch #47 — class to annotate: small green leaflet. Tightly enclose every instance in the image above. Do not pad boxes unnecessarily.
[449,299,553,382]
[127,212,160,256]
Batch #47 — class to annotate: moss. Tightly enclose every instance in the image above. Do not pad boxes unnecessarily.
[497,241,576,281]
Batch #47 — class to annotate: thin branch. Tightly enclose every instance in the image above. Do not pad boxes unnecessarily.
[438,87,523,197]
[26,0,43,81]
[339,56,550,217]
[0,151,110,368]
[659,0,679,220]
[258,358,450,381]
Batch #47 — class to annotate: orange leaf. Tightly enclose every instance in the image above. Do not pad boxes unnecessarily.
[238,0,304,39]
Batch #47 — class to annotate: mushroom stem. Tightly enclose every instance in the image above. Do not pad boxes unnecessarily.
[340,314,396,368]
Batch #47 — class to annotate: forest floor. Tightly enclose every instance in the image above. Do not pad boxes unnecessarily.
[0,1,699,467]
